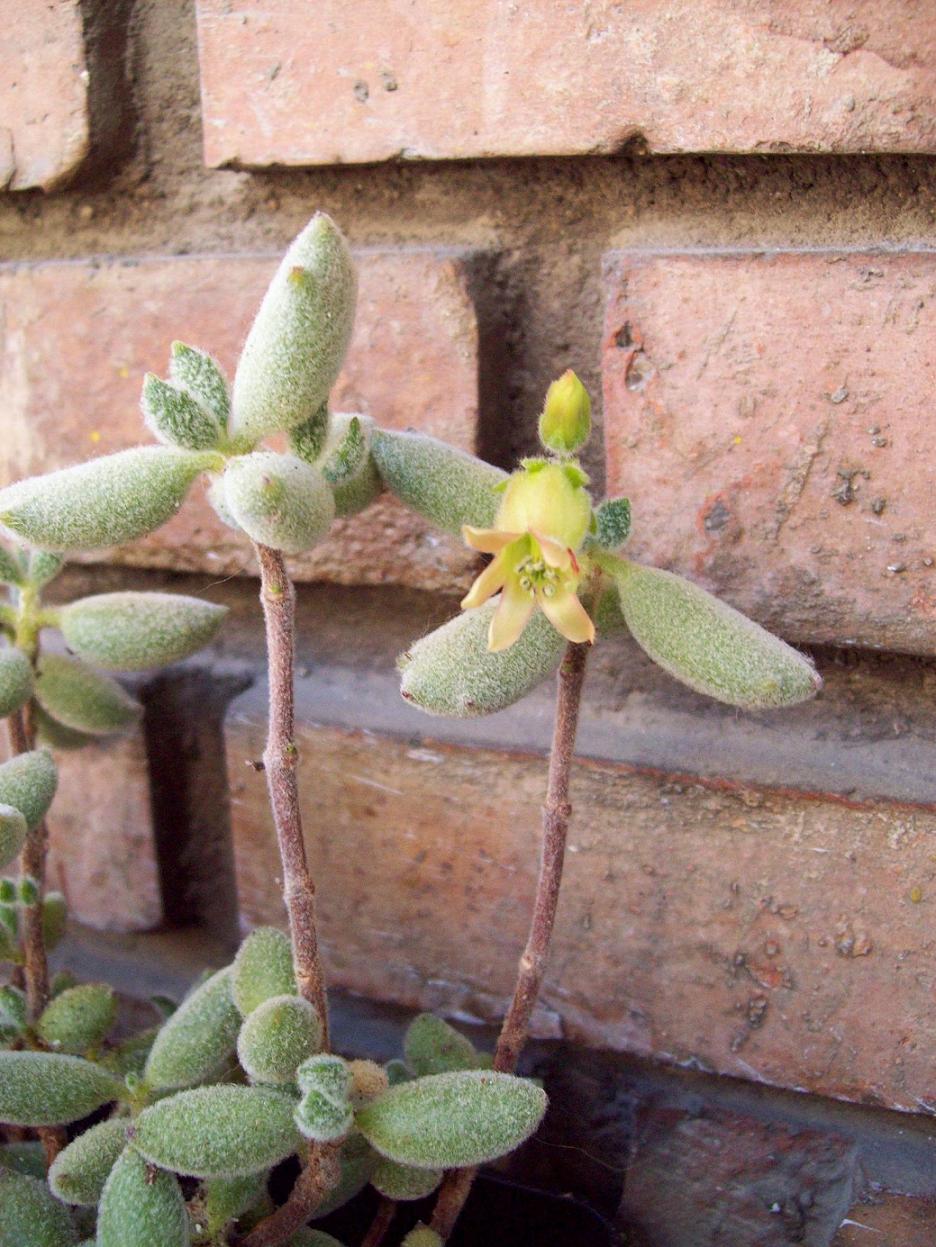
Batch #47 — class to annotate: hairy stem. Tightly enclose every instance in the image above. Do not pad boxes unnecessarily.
[237,1141,341,1247]
[359,1196,397,1247]
[430,641,589,1241]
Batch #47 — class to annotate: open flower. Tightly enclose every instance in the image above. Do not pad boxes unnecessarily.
[461,461,596,652]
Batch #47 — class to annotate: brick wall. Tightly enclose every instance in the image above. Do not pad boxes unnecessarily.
[3,3,936,1242]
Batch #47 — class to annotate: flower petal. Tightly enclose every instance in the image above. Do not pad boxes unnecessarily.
[488,583,535,653]
[461,551,509,610]
[534,534,573,570]
[538,587,595,645]
[462,526,519,554]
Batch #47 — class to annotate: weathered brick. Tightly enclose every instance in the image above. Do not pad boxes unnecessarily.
[1,0,90,190]
[46,730,161,933]
[603,251,936,656]
[226,681,936,1112]
[195,0,936,166]
[0,250,481,591]
[833,1194,936,1245]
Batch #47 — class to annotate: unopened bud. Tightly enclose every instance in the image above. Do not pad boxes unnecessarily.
[538,370,591,453]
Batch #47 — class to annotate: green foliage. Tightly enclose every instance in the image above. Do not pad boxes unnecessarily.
[97,1146,190,1247]
[612,560,822,709]
[199,1172,268,1238]
[141,373,222,452]
[231,214,357,441]
[33,707,96,752]
[371,429,506,536]
[294,1054,353,1143]
[316,413,382,517]
[100,1026,159,1079]
[593,497,632,550]
[385,1058,410,1086]
[371,1156,443,1200]
[42,891,68,950]
[538,370,591,454]
[0,984,27,1033]
[0,749,57,830]
[0,804,27,871]
[313,1132,377,1218]
[36,982,116,1054]
[398,600,564,717]
[287,403,330,466]
[0,647,33,718]
[400,1227,443,1247]
[27,550,66,589]
[232,927,296,1017]
[144,966,241,1091]
[0,546,23,586]
[35,654,141,736]
[0,1051,120,1125]
[169,342,230,428]
[134,1085,301,1178]
[0,1170,78,1246]
[59,592,226,672]
[355,1070,547,1170]
[404,1013,478,1077]
[48,1117,128,1205]
[0,1140,46,1177]
[222,452,335,554]
[237,994,322,1084]
[0,446,216,552]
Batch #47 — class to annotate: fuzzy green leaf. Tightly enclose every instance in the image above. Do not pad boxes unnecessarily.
[135,1085,301,1178]
[0,648,34,720]
[594,497,631,549]
[355,1070,547,1170]
[404,1014,478,1077]
[27,550,66,588]
[33,707,97,752]
[399,601,565,718]
[0,1170,78,1246]
[169,342,230,427]
[144,966,241,1092]
[97,1146,190,1247]
[313,1132,378,1218]
[0,750,57,831]
[591,585,628,637]
[232,927,296,1017]
[60,592,227,672]
[315,413,382,517]
[0,1140,46,1178]
[200,1172,267,1237]
[288,403,330,465]
[0,804,27,872]
[370,429,506,535]
[42,892,68,951]
[48,1118,128,1205]
[297,1054,350,1100]
[613,561,822,709]
[222,452,335,554]
[0,984,26,1033]
[37,983,116,1054]
[295,1054,352,1142]
[372,1157,442,1200]
[237,994,322,1085]
[0,1051,120,1125]
[0,547,23,586]
[35,654,141,736]
[231,214,357,441]
[141,374,222,452]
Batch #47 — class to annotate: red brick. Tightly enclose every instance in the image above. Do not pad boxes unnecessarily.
[226,693,936,1112]
[195,0,936,166]
[1,0,90,190]
[46,730,161,933]
[833,1194,936,1245]
[0,251,480,592]
[603,252,936,656]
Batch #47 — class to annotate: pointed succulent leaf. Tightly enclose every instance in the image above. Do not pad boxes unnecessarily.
[169,342,230,427]
[201,1172,268,1237]
[0,750,57,830]
[372,1156,443,1200]
[296,1053,350,1099]
[0,546,23,586]
[231,214,357,441]
[355,1070,547,1170]
[42,891,67,950]
[48,1117,128,1205]
[27,550,66,589]
[0,1140,46,1178]
[294,1088,353,1143]
[613,561,822,709]
[237,994,322,1085]
[370,428,506,535]
[222,452,335,554]
[591,584,628,637]
[60,592,227,672]
[144,966,241,1091]
[594,497,631,550]
[399,601,565,718]
[288,402,330,465]
[232,927,296,1017]
[0,804,27,872]
[97,1146,190,1247]
[37,983,116,1054]
[141,374,221,451]
[401,1227,443,1247]
[0,1051,120,1125]
[313,1132,378,1218]
[0,447,217,552]
[315,413,382,517]
[0,1170,78,1247]
[0,648,34,719]
[134,1085,301,1178]
[33,707,97,752]
[404,1014,478,1077]
[35,654,141,736]
[0,984,26,1033]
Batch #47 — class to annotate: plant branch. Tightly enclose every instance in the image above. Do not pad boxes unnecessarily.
[237,1141,341,1247]
[7,707,50,1023]
[430,640,589,1241]
[359,1196,396,1247]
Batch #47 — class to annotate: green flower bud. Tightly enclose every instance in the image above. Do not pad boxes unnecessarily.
[371,428,507,536]
[42,892,68,951]
[404,1014,478,1077]
[0,648,33,719]
[35,654,141,736]
[593,496,631,550]
[141,373,222,451]
[612,561,823,709]
[0,447,217,552]
[0,1051,120,1125]
[401,1227,443,1247]
[399,600,564,718]
[134,1085,301,1179]
[169,342,230,428]
[0,1170,79,1247]
[314,413,382,518]
[0,804,27,872]
[37,983,116,1054]
[0,1140,46,1178]
[33,707,97,752]
[144,967,241,1092]
[355,1070,547,1170]
[237,995,322,1085]
[372,1157,443,1200]
[48,1118,128,1205]
[97,1146,189,1247]
[231,214,357,442]
[0,750,57,831]
[538,370,591,453]
[59,592,226,672]
[200,1172,268,1238]
[232,928,296,1017]
[0,985,26,1033]
[222,452,335,554]
[26,550,66,589]
[313,1132,377,1219]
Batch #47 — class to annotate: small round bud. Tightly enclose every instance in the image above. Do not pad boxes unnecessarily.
[347,1059,389,1108]
[538,369,591,453]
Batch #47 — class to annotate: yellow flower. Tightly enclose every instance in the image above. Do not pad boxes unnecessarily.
[461,462,596,652]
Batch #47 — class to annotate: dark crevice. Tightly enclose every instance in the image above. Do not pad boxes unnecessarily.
[463,251,524,471]
[75,0,138,187]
